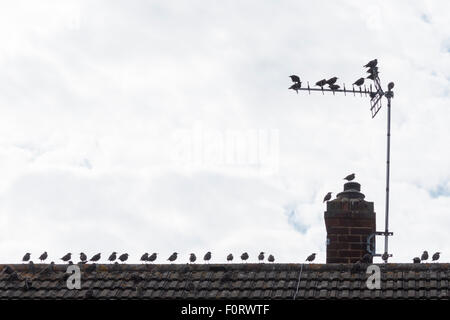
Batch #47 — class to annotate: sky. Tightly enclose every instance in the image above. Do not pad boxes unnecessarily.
[0,0,449,264]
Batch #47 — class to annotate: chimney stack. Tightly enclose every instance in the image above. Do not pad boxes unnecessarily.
[324,181,375,263]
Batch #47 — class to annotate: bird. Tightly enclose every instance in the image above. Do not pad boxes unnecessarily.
[38,252,48,262]
[344,173,355,181]
[366,74,377,81]
[148,253,157,263]
[22,253,31,262]
[364,59,377,68]
[90,253,101,262]
[361,253,372,263]
[258,252,265,262]
[432,252,440,262]
[189,253,196,263]
[108,252,117,263]
[421,251,428,262]
[240,252,249,262]
[203,252,212,263]
[227,254,233,262]
[388,82,395,91]
[140,253,149,263]
[168,252,178,262]
[268,255,275,263]
[79,252,87,263]
[306,253,316,262]
[326,77,338,85]
[413,257,421,264]
[369,92,377,99]
[315,79,327,88]
[61,253,71,262]
[353,78,365,87]
[328,84,340,91]
[289,82,302,94]
[118,253,129,263]
[323,192,332,203]
[289,75,301,83]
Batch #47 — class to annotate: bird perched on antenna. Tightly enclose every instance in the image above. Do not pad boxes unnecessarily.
[268,254,275,263]
[189,253,196,263]
[39,252,48,263]
[328,84,340,91]
[241,252,249,262]
[344,173,355,181]
[306,253,316,262]
[326,77,338,85]
[289,75,301,83]
[22,253,31,263]
[258,252,265,262]
[168,252,178,263]
[289,82,302,94]
[432,252,440,262]
[108,252,117,263]
[227,254,233,262]
[421,251,428,262]
[315,79,327,88]
[353,78,365,87]
[364,59,377,68]
[323,192,332,203]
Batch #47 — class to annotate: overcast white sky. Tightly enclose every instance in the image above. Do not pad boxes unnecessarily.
[0,0,449,264]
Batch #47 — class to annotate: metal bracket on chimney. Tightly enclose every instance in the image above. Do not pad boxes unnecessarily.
[367,231,394,257]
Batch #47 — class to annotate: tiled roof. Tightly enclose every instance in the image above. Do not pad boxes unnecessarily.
[0,263,449,299]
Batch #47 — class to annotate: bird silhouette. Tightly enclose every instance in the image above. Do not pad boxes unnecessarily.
[366,74,377,81]
[22,253,31,262]
[306,253,316,262]
[326,77,338,85]
[118,253,129,263]
[168,252,178,262]
[315,79,327,88]
[140,253,149,263]
[413,257,421,264]
[323,192,332,203]
[421,251,428,262]
[364,59,377,68]
[189,253,196,263]
[39,252,48,262]
[240,252,249,262]
[90,253,101,262]
[227,254,233,262]
[61,253,72,262]
[203,252,212,263]
[353,78,365,87]
[289,82,302,94]
[289,75,301,83]
[344,173,355,181]
[388,82,395,91]
[258,252,265,262]
[108,252,117,263]
[79,252,87,263]
[148,253,157,263]
[268,254,275,263]
[328,84,340,91]
[432,252,440,262]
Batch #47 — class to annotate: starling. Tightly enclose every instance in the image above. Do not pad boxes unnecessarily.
[328,84,340,91]
[189,253,196,263]
[118,253,129,263]
[90,253,101,262]
[366,74,376,81]
[364,59,377,68]
[168,252,178,262]
[268,254,275,263]
[306,253,316,262]
[344,173,355,181]
[432,252,440,262]
[22,253,31,262]
[140,253,149,263]
[289,75,301,83]
[323,192,332,203]
[258,252,265,262]
[61,253,72,262]
[148,253,157,263]
[227,254,233,262]
[240,252,249,262]
[353,78,365,87]
[108,252,117,262]
[326,77,338,85]
[79,252,87,263]
[421,251,428,262]
[361,253,372,263]
[39,252,48,262]
[203,251,211,263]
[315,79,327,88]
[289,82,302,93]
[413,257,421,264]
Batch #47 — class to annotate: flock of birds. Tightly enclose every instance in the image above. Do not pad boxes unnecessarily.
[20,252,318,264]
[413,251,441,263]
[288,58,379,94]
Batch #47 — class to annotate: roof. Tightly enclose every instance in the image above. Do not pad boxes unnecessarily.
[0,263,449,300]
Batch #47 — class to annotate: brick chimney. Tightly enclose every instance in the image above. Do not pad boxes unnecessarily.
[324,181,375,263]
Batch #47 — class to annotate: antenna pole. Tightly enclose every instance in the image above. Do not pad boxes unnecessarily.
[384,92,393,262]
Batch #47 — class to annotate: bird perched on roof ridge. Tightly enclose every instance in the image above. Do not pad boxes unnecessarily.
[289,82,302,94]
[227,254,233,262]
[240,252,249,262]
[432,252,440,262]
[22,253,31,262]
[323,192,332,203]
[140,253,149,263]
[203,252,211,263]
[344,173,355,181]
[189,253,196,263]
[118,253,129,263]
[315,79,327,88]
[258,252,265,262]
[289,75,301,83]
[413,257,421,264]
[326,77,338,85]
[61,253,71,262]
[168,252,178,262]
[353,78,365,87]
[306,253,316,262]
[268,254,275,263]
[90,253,101,262]
[364,59,377,68]
[108,252,117,263]
[148,253,157,263]
[39,252,48,262]
[79,252,87,263]
[420,251,428,262]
